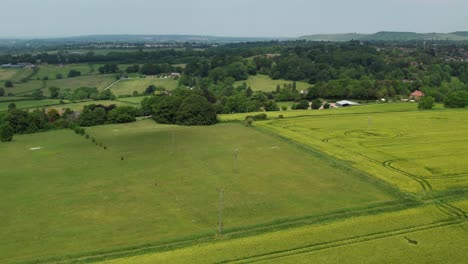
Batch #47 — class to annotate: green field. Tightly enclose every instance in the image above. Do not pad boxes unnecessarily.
[0,68,20,81]
[10,74,116,96]
[257,108,468,195]
[0,99,64,111]
[116,96,149,105]
[109,77,179,96]
[0,121,396,264]
[99,203,465,263]
[234,74,311,92]
[34,63,98,80]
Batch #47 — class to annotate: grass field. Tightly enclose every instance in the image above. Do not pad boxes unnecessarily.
[116,96,149,105]
[0,99,64,111]
[109,77,179,96]
[257,107,468,195]
[10,74,116,96]
[45,100,133,112]
[34,63,98,80]
[98,203,465,263]
[0,121,397,264]
[0,68,20,81]
[234,74,311,92]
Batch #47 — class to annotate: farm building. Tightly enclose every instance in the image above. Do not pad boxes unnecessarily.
[410,90,425,101]
[1,62,34,68]
[335,100,360,107]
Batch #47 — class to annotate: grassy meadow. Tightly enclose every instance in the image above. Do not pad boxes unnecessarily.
[0,121,396,264]
[234,74,311,92]
[109,77,179,96]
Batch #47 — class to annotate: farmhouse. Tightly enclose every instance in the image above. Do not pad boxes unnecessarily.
[410,90,425,101]
[335,100,360,107]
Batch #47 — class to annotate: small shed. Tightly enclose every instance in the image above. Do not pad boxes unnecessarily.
[335,100,360,107]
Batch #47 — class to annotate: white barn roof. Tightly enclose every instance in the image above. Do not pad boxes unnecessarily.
[335,100,360,107]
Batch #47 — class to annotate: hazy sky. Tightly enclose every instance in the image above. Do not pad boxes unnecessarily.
[1,0,467,38]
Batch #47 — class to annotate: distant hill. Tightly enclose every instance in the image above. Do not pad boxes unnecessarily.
[297,33,366,42]
[0,35,290,46]
[300,31,468,42]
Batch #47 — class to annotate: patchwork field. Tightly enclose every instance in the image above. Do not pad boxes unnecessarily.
[0,121,396,264]
[109,77,179,96]
[234,74,311,92]
[258,108,468,195]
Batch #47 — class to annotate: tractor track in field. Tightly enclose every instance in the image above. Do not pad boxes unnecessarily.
[24,200,419,264]
[321,130,467,221]
[216,219,463,264]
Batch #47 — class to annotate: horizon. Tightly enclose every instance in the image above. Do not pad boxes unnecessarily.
[1,30,468,40]
[1,0,467,38]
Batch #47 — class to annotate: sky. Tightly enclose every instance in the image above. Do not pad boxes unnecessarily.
[1,0,467,38]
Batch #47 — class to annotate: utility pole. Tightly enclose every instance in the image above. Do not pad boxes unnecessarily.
[218,187,224,234]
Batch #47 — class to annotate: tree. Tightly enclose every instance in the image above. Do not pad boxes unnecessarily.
[175,95,217,125]
[0,87,4,96]
[5,80,13,88]
[293,100,309,110]
[311,99,323,110]
[418,96,435,110]
[46,108,61,122]
[98,64,119,74]
[32,89,44,100]
[0,124,14,142]
[145,85,157,94]
[444,91,468,108]
[68,70,81,78]
[49,87,60,99]
[107,106,137,123]
[8,102,16,110]
[152,96,183,124]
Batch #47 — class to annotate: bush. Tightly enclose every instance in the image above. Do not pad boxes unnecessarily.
[4,80,13,88]
[245,117,254,126]
[418,96,435,110]
[323,103,331,109]
[281,105,288,111]
[278,114,284,119]
[293,100,309,110]
[444,91,468,108]
[56,73,63,79]
[246,113,267,121]
[0,124,14,142]
[311,99,323,110]
[68,70,81,78]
